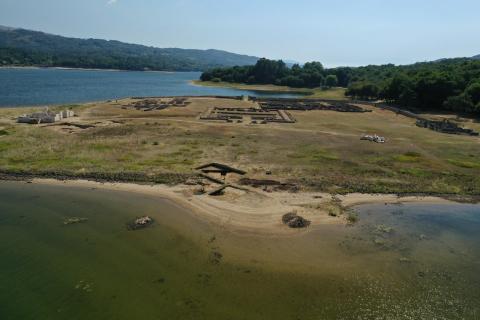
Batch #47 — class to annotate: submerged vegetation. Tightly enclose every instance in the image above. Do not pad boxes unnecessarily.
[1,182,479,319]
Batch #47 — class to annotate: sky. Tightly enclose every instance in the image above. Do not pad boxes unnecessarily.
[1,0,479,67]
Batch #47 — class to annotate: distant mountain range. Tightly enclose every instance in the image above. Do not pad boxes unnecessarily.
[0,25,478,71]
[0,26,259,71]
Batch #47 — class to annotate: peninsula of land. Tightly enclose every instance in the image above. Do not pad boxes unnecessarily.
[1,94,479,233]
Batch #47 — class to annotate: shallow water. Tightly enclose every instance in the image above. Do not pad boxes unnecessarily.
[0,181,479,319]
[0,68,302,107]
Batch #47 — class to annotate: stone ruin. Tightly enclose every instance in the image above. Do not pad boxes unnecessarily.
[239,178,298,193]
[416,118,479,136]
[255,98,371,113]
[17,109,75,124]
[199,107,296,124]
[198,98,371,125]
[124,98,191,111]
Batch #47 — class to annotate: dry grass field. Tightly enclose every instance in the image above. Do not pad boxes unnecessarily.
[192,80,348,100]
[1,97,480,195]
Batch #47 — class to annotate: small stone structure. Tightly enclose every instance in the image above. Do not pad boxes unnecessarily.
[239,178,298,192]
[361,134,386,143]
[194,163,248,195]
[18,109,75,124]
[62,110,75,118]
[416,119,479,136]
[377,104,479,137]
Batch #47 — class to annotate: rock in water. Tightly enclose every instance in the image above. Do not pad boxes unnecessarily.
[63,217,88,225]
[282,212,311,229]
[282,212,298,224]
[127,216,154,230]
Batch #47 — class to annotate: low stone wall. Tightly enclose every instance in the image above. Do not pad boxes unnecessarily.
[0,169,191,185]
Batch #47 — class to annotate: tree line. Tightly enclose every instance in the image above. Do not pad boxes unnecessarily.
[201,59,339,88]
[201,58,480,114]
[0,47,201,71]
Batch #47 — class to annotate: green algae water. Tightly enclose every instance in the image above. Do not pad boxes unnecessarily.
[1,181,479,319]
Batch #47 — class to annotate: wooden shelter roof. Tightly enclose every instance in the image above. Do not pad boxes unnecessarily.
[195,163,246,175]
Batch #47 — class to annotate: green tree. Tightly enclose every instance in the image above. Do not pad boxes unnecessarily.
[414,72,456,109]
[346,82,380,100]
[443,94,474,112]
[465,82,480,105]
[325,75,338,88]
[199,57,480,115]
[303,61,324,73]
[381,74,416,106]
[252,58,288,84]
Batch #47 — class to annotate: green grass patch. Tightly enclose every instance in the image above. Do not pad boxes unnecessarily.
[287,146,339,163]
[448,159,480,169]
[192,80,348,100]
[0,129,9,136]
[399,167,433,178]
[346,212,359,224]
[90,143,115,152]
[309,87,348,100]
[0,141,13,152]
[395,151,422,163]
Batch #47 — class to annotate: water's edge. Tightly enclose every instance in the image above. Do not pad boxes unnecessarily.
[0,68,303,107]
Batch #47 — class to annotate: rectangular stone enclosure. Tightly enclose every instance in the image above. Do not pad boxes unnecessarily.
[200,107,296,124]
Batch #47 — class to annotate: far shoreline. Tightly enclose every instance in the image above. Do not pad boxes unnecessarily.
[191,80,349,100]
[0,65,190,73]
[190,80,311,93]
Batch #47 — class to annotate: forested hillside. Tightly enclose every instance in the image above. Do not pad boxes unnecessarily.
[0,26,259,71]
[201,58,480,114]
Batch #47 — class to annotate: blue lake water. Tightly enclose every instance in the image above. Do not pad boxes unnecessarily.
[0,180,479,319]
[0,68,302,107]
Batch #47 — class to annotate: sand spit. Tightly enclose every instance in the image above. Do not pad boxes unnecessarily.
[28,178,452,235]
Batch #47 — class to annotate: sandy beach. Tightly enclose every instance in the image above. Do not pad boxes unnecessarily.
[28,178,452,235]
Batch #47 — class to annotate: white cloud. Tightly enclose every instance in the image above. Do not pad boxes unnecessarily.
[107,0,118,5]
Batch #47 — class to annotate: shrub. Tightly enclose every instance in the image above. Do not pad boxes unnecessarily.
[346,212,358,224]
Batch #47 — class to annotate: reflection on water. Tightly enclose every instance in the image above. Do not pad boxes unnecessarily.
[0,181,479,319]
[0,68,303,107]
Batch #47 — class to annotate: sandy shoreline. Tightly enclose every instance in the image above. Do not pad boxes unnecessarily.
[18,178,453,235]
